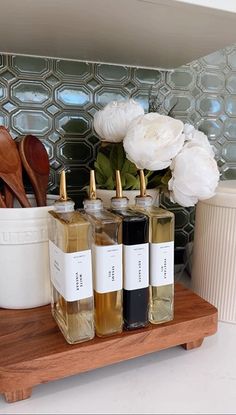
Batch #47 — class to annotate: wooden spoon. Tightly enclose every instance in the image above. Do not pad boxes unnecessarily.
[3,184,14,208]
[0,127,31,207]
[0,191,6,208]
[18,135,50,207]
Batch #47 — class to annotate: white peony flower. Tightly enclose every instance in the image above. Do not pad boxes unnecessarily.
[183,123,195,139]
[168,143,220,207]
[183,123,215,157]
[123,113,184,170]
[93,99,144,143]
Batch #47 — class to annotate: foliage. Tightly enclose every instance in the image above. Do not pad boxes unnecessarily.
[94,142,169,190]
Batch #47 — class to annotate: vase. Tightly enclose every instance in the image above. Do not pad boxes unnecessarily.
[96,188,160,208]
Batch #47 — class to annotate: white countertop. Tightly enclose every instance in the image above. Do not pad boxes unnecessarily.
[1,276,236,414]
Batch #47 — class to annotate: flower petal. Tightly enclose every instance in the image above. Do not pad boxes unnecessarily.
[94,99,144,142]
[123,113,184,170]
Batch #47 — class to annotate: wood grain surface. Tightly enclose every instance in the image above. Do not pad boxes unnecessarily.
[0,126,31,208]
[18,135,50,207]
[0,284,218,403]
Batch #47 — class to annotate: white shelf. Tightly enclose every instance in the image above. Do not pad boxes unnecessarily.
[0,0,236,69]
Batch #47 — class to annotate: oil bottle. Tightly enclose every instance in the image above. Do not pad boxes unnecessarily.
[133,170,174,324]
[48,171,94,344]
[82,170,123,337]
[110,170,149,330]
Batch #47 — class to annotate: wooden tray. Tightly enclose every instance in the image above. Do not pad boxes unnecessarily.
[0,283,218,403]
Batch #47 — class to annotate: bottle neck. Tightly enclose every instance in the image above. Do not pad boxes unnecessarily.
[83,198,103,212]
[111,197,129,210]
[135,195,153,208]
[54,199,75,213]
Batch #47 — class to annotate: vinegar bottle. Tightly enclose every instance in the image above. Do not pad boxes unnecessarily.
[83,170,123,337]
[110,170,149,330]
[133,170,175,324]
[48,171,94,344]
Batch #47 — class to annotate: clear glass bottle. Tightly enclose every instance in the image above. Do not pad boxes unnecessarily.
[132,170,175,324]
[48,171,94,344]
[82,170,123,338]
[110,170,149,330]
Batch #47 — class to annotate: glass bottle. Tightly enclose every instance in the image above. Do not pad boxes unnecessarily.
[82,170,123,338]
[132,170,175,324]
[48,171,94,344]
[110,170,149,330]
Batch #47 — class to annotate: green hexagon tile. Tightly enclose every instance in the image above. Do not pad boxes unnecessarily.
[0,47,235,260]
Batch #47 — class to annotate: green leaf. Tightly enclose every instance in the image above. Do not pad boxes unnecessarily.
[161,169,172,185]
[96,152,113,178]
[117,143,126,171]
[94,161,106,178]
[121,159,130,174]
[121,159,138,175]
[109,143,126,171]
[147,169,169,188]
[125,173,139,190]
[105,176,115,190]
[133,178,140,190]
[121,173,126,189]
[95,170,106,186]
[145,170,152,178]
[109,144,117,169]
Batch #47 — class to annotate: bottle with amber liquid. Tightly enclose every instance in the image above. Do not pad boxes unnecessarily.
[110,170,149,330]
[82,170,123,337]
[48,171,94,344]
[133,170,175,324]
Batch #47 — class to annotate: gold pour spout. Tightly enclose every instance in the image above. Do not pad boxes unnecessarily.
[139,170,146,197]
[116,170,123,198]
[59,170,68,201]
[89,170,97,200]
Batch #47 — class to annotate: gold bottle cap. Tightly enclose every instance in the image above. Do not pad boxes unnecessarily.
[54,170,75,213]
[59,170,68,201]
[83,170,103,211]
[89,170,97,200]
[139,170,146,197]
[111,170,128,209]
[135,170,153,207]
[115,170,122,198]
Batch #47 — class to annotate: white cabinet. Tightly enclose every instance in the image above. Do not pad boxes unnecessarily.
[0,0,236,68]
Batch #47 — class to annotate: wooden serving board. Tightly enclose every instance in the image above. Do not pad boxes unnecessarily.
[0,283,217,403]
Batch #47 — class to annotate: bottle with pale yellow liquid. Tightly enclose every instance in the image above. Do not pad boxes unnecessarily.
[132,170,175,324]
[82,170,123,337]
[48,171,94,344]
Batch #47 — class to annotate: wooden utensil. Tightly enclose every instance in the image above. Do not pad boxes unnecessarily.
[18,135,50,207]
[0,127,31,208]
[3,184,14,208]
[0,191,6,208]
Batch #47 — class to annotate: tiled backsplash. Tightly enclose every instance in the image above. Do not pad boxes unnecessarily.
[0,47,235,261]
[150,45,236,260]
[0,54,163,197]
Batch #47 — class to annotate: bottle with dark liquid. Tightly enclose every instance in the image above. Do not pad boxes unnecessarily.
[82,170,123,337]
[48,171,94,344]
[110,170,149,330]
[132,170,175,324]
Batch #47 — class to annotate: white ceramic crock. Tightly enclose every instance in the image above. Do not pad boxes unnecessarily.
[0,194,58,309]
[192,180,236,323]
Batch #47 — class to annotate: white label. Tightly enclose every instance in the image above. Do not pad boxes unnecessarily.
[49,241,93,301]
[93,244,122,293]
[150,241,174,286]
[123,243,149,290]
